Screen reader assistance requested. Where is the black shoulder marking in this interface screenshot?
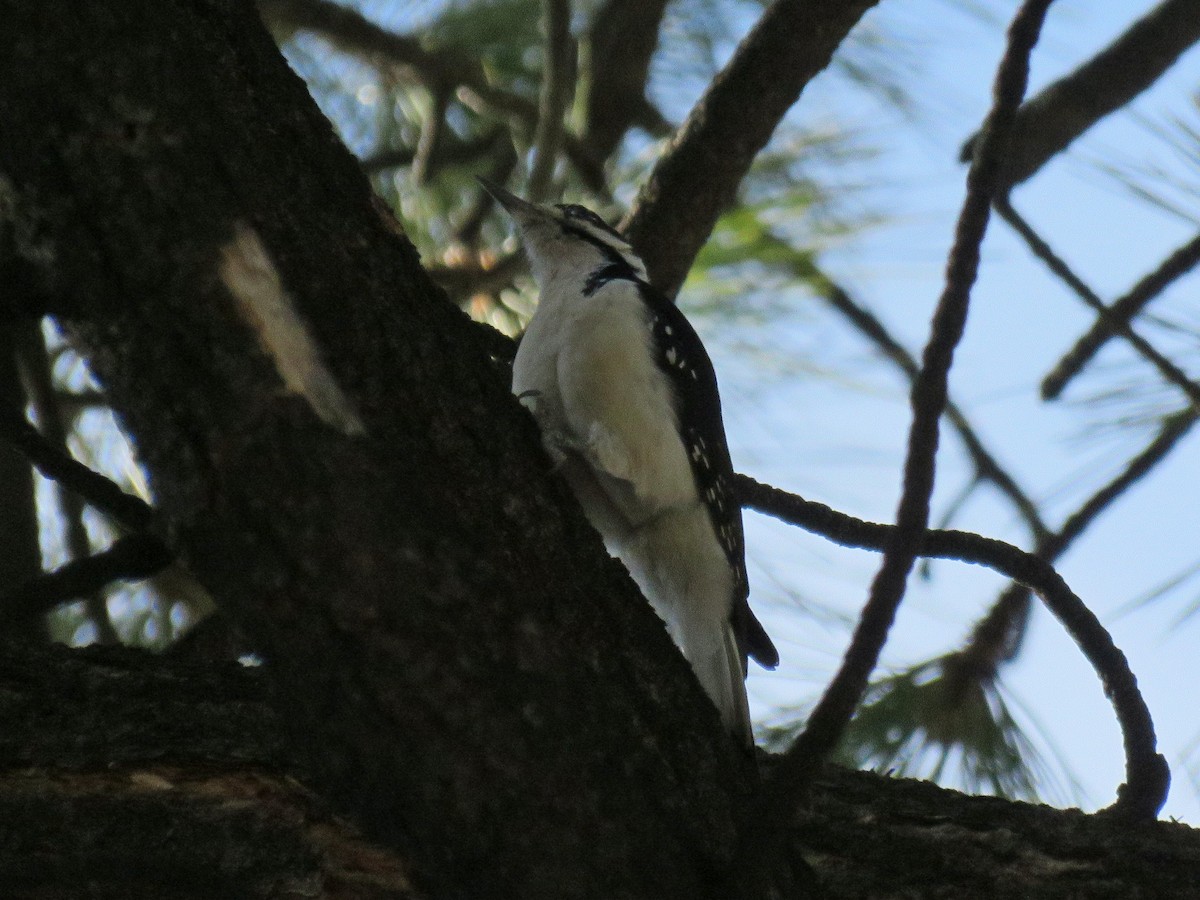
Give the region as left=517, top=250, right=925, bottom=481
left=555, top=203, right=625, bottom=242
left=583, top=261, right=639, bottom=297
left=636, top=282, right=777, bottom=672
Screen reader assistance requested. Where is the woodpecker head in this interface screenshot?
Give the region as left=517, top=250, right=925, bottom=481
left=479, top=179, right=647, bottom=288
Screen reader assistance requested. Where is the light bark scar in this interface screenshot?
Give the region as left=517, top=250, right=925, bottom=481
left=218, top=222, right=366, bottom=437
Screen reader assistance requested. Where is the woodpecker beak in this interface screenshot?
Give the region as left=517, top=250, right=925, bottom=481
left=477, top=178, right=548, bottom=229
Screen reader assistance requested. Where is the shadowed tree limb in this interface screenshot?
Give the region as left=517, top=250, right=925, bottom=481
left=962, top=0, right=1200, bottom=186
left=623, top=0, right=883, bottom=298
left=0, top=323, right=42, bottom=640
left=2, top=534, right=172, bottom=624
left=0, top=639, right=1192, bottom=898
left=360, top=126, right=509, bottom=176
left=409, top=88, right=451, bottom=186
left=16, top=321, right=120, bottom=644
left=1, top=407, right=153, bottom=534
left=582, top=0, right=672, bottom=164
left=257, top=0, right=607, bottom=193
left=730, top=3, right=1056, bottom=889
left=735, top=474, right=1168, bottom=822
left=527, top=0, right=575, bottom=203
left=1042, top=230, right=1200, bottom=400
left=0, top=3, right=759, bottom=895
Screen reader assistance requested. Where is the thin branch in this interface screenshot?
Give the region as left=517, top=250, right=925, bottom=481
left=455, top=139, right=520, bottom=248
left=16, top=321, right=120, bottom=644
left=258, top=0, right=608, bottom=194
left=623, top=0, right=882, bottom=299
left=527, top=0, right=575, bottom=203
left=428, top=253, right=528, bottom=309
left=995, top=198, right=1200, bottom=407
left=962, top=0, right=1200, bottom=186
left=1042, top=230, right=1200, bottom=400
left=257, top=0, right=464, bottom=87
left=3, top=534, right=172, bottom=624
left=410, top=87, right=451, bottom=185
left=961, top=407, right=1197, bottom=680
left=359, top=125, right=508, bottom=176
left=1057, top=409, right=1197, bottom=551
left=733, top=2, right=1056, bottom=887
left=735, top=474, right=1168, bottom=821
left=818, top=278, right=1050, bottom=542
left=1, top=409, right=154, bottom=534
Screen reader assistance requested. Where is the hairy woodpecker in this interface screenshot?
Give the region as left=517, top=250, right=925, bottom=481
left=481, top=180, right=778, bottom=744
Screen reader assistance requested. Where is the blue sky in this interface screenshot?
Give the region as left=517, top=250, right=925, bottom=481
left=700, top=0, right=1200, bottom=820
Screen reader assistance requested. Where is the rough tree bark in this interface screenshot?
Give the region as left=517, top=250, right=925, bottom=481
left=0, top=2, right=754, bottom=898
left=1, top=642, right=1198, bottom=899
left=0, top=1, right=1197, bottom=898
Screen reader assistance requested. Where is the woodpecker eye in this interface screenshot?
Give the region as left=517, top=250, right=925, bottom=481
left=555, top=204, right=624, bottom=242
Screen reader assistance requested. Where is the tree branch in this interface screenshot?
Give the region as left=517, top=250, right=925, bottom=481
left=0, top=407, right=154, bottom=534
left=623, top=0, right=882, bottom=298
left=962, top=0, right=1200, bottom=186
left=16, top=320, right=120, bottom=644
left=2, top=533, right=173, bottom=624
left=0, top=322, right=42, bottom=639
left=995, top=197, right=1200, bottom=407
left=359, top=125, right=508, bottom=176
left=735, top=474, right=1168, bottom=822
left=817, top=278, right=1050, bottom=542
left=257, top=0, right=461, bottom=86
left=733, top=3, right=1056, bottom=888
left=0, top=4, right=753, bottom=895
left=1, top=642, right=1191, bottom=898
left=959, top=406, right=1197, bottom=685
left=527, top=0, right=575, bottom=203
left=258, top=0, right=608, bottom=195
left=582, top=0, right=672, bottom=164
left=1042, top=230, right=1200, bottom=400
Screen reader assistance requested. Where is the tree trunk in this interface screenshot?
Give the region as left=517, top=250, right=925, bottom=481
left=0, top=329, right=43, bottom=640
left=0, top=2, right=752, bottom=898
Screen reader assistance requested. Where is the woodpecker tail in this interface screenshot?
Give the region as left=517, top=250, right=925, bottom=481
left=689, top=623, right=754, bottom=747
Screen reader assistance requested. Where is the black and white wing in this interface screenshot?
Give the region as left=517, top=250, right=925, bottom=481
left=638, top=283, right=779, bottom=672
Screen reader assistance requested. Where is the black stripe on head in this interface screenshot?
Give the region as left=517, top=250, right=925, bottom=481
left=555, top=203, right=625, bottom=242
left=555, top=204, right=643, bottom=292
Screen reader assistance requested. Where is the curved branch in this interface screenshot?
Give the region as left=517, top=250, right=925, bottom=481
left=961, top=394, right=1199, bottom=678
left=623, top=0, right=882, bottom=298
left=732, top=3, right=1057, bottom=888
left=735, top=474, right=1168, bottom=821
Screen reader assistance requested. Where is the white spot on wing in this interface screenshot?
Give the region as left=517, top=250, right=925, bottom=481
left=218, top=222, right=366, bottom=436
